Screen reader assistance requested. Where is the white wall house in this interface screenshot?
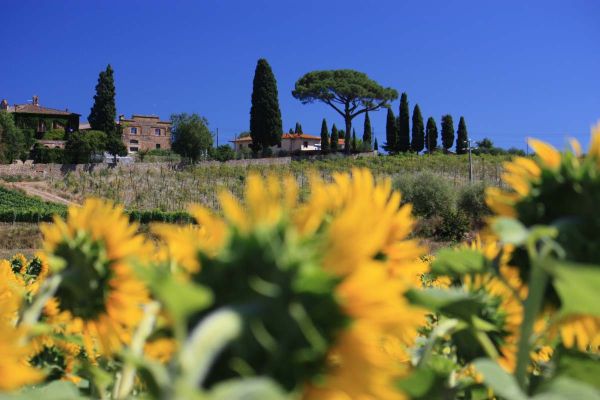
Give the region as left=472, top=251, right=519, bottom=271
left=231, top=133, right=321, bottom=153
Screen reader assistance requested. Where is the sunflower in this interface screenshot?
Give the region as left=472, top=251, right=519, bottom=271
left=40, top=198, right=150, bottom=357
left=485, top=122, right=600, bottom=352
left=158, top=169, right=425, bottom=397
left=10, top=253, right=28, bottom=275
left=301, top=169, right=427, bottom=399
left=0, top=262, right=44, bottom=390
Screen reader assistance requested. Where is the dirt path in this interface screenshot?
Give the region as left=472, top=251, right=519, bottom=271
left=3, top=182, right=78, bottom=206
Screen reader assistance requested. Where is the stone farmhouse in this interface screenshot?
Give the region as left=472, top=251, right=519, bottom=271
left=118, top=114, right=172, bottom=153
left=231, top=132, right=321, bottom=153
left=1, top=96, right=79, bottom=149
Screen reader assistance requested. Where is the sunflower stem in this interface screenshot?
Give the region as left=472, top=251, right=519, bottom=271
left=514, top=252, right=548, bottom=391
left=19, top=274, right=62, bottom=327
left=115, top=301, right=160, bottom=399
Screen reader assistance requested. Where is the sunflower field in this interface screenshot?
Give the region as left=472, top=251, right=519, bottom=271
left=1, top=125, right=599, bottom=400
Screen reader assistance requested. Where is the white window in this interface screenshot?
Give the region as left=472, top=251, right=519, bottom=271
left=155, top=128, right=161, bottom=136
left=129, top=146, right=139, bottom=152
left=156, top=144, right=161, bottom=149
left=130, top=139, right=139, bottom=144
left=131, top=127, right=138, bottom=134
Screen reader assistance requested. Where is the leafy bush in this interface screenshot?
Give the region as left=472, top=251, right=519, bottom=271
left=457, top=183, right=490, bottom=225
left=394, top=171, right=457, bottom=218
left=41, top=129, right=65, bottom=140
left=435, top=209, right=470, bottom=242
left=64, top=130, right=107, bottom=163
left=210, top=145, right=235, bottom=162
left=31, top=145, right=65, bottom=164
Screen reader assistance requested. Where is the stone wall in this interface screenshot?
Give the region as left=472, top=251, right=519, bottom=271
left=0, top=157, right=292, bottom=179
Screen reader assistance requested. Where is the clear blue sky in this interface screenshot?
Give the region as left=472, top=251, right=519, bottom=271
left=2, top=0, right=599, bottom=150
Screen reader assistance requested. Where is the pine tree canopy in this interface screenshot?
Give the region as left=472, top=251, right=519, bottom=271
left=456, top=116, right=468, bottom=154
left=250, top=58, right=283, bottom=153
left=396, top=92, right=410, bottom=152
left=292, top=69, right=397, bottom=154
left=320, top=118, right=329, bottom=153
left=383, top=107, right=397, bottom=153
left=425, top=117, right=438, bottom=153
left=441, top=114, right=455, bottom=152
left=410, top=104, right=425, bottom=153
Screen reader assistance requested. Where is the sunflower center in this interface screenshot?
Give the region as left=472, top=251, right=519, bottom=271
left=30, top=346, right=67, bottom=382
left=26, top=257, right=43, bottom=277
left=53, top=238, right=112, bottom=320
left=193, top=224, right=348, bottom=390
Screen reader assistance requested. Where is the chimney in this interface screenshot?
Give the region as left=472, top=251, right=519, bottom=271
left=32, top=95, right=39, bottom=106
left=0, top=99, right=7, bottom=110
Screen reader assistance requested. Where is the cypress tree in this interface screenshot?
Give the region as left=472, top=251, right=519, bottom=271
left=456, top=116, right=468, bottom=154
left=295, top=122, right=303, bottom=134
left=410, top=104, right=425, bottom=153
left=362, top=111, right=372, bottom=150
left=88, top=64, right=125, bottom=161
left=352, top=128, right=357, bottom=153
left=396, top=92, right=410, bottom=152
left=425, top=117, right=438, bottom=154
left=330, top=124, right=339, bottom=153
left=441, top=114, right=455, bottom=153
left=320, top=118, right=329, bottom=153
left=374, top=137, right=379, bottom=152
left=89, top=64, right=117, bottom=134
left=250, top=58, right=283, bottom=153
left=288, top=128, right=294, bottom=134
left=383, top=108, right=397, bottom=153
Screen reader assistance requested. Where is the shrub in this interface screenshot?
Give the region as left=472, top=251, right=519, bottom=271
left=435, top=209, right=470, bottom=242
left=457, top=183, right=490, bottom=226
left=41, top=129, right=65, bottom=140
left=393, top=171, right=456, bottom=218
left=211, top=145, right=235, bottom=162
left=31, top=144, right=65, bottom=163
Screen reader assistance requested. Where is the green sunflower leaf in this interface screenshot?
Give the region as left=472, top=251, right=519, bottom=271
left=208, top=377, right=287, bottom=400
left=542, top=259, right=600, bottom=317
left=431, top=248, right=488, bottom=276
left=405, top=288, right=484, bottom=321
left=532, top=377, right=600, bottom=400
left=554, top=347, right=600, bottom=389
left=472, top=358, right=528, bottom=400
left=0, top=381, right=85, bottom=400
left=492, top=217, right=529, bottom=245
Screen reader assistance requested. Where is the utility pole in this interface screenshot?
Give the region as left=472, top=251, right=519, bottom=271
left=468, top=138, right=473, bottom=184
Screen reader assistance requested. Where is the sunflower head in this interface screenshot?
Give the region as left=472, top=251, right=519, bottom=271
left=186, top=177, right=347, bottom=390
left=40, top=198, right=149, bottom=356
left=10, top=253, right=28, bottom=275
left=486, top=125, right=600, bottom=310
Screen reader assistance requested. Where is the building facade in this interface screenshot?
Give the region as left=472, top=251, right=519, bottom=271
left=118, top=114, right=172, bottom=153
left=1, top=96, right=80, bottom=137
left=231, top=133, right=321, bottom=153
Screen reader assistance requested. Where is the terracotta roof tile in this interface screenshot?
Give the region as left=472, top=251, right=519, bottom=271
left=12, top=104, right=79, bottom=116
